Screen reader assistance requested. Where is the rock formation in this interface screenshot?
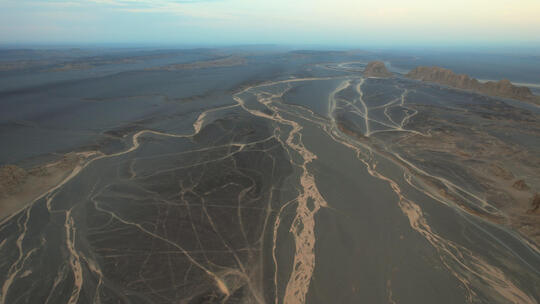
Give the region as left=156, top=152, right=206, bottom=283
left=0, top=165, right=28, bottom=197
left=512, top=179, right=530, bottom=191
left=363, top=61, right=393, bottom=78
left=529, top=193, right=540, bottom=213
left=406, top=66, right=540, bottom=104
left=0, top=152, right=89, bottom=219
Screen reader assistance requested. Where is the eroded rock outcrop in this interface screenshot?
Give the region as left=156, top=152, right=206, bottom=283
left=406, top=66, right=540, bottom=104
left=513, top=179, right=530, bottom=191
left=0, top=152, right=95, bottom=219
left=363, top=61, right=393, bottom=78
left=529, top=193, right=540, bottom=213
left=0, top=165, right=28, bottom=197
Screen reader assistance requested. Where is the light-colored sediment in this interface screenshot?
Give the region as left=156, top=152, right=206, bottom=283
left=0, top=104, right=247, bottom=302
left=232, top=77, right=331, bottom=304
left=322, top=73, right=538, bottom=303
left=235, top=74, right=539, bottom=303
left=329, top=126, right=537, bottom=303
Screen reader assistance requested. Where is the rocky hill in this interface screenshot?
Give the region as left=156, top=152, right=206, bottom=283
left=0, top=165, right=28, bottom=197
left=363, top=61, right=393, bottom=78
left=406, top=66, right=539, bottom=104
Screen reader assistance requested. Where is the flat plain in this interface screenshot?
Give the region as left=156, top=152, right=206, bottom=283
left=0, top=48, right=539, bottom=304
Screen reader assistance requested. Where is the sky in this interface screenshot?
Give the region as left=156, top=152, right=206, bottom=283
left=1, top=0, right=540, bottom=47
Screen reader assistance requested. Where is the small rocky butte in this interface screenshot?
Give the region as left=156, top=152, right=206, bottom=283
left=363, top=61, right=393, bottom=78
